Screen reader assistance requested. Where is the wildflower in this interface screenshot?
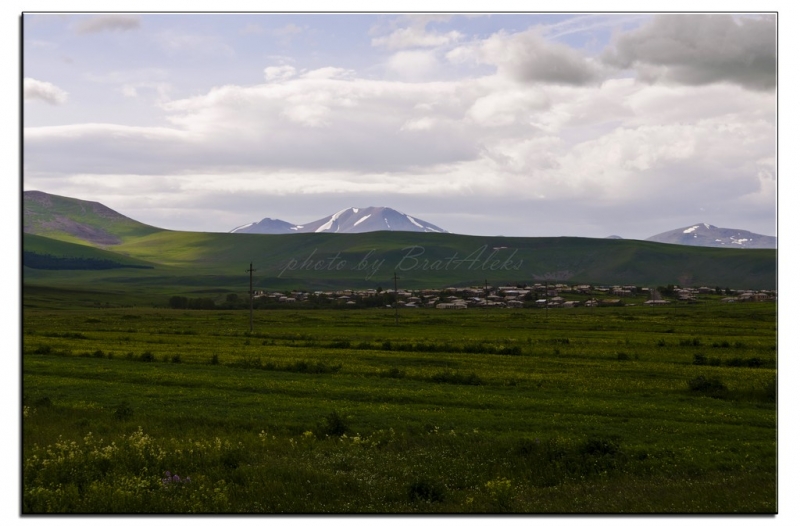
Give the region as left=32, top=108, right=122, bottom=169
left=162, top=471, right=190, bottom=486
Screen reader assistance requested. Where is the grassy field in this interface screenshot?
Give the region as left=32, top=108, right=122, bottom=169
left=21, top=300, right=776, bottom=513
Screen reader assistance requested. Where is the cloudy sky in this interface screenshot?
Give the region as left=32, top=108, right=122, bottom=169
left=22, top=12, right=777, bottom=239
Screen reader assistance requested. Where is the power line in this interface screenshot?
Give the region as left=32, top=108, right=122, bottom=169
left=394, top=272, right=399, bottom=326
left=246, top=262, right=256, bottom=333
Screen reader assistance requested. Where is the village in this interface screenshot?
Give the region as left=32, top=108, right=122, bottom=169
left=252, top=283, right=777, bottom=309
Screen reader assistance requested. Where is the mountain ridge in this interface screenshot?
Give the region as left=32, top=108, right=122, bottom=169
left=645, top=223, right=776, bottom=249
left=21, top=191, right=776, bottom=291
left=230, top=206, right=448, bottom=235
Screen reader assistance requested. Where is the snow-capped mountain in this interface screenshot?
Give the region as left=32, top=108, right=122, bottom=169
left=230, top=207, right=448, bottom=235
left=646, top=223, right=776, bottom=249
left=229, top=218, right=297, bottom=234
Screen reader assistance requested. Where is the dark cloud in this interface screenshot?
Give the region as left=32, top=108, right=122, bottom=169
left=604, top=14, right=776, bottom=91
left=451, top=29, right=601, bottom=86
left=75, top=15, right=141, bottom=35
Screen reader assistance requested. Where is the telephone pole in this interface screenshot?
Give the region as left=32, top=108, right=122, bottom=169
left=394, top=272, right=399, bottom=326
left=545, top=280, right=549, bottom=320
left=247, top=262, right=256, bottom=333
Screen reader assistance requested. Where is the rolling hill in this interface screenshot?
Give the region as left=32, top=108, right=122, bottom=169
left=22, top=191, right=777, bottom=294
left=24, top=190, right=163, bottom=246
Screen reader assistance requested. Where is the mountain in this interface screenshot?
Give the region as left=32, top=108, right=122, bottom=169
left=24, top=190, right=162, bottom=246
left=230, top=218, right=297, bottom=234
left=646, top=223, right=776, bottom=249
left=230, top=206, right=448, bottom=234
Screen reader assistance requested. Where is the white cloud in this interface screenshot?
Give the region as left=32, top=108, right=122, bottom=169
left=386, top=50, right=440, bottom=81
left=268, top=23, right=304, bottom=45
left=300, top=67, right=353, bottom=80
left=466, top=86, right=550, bottom=127
left=264, top=65, right=297, bottom=82
left=120, top=82, right=172, bottom=101
left=157, top=31, right=235, bottom=58
left=24, top=78, right=68, bottom=105
left=400, top=117, right=436, bottom=131
left=372, top=26, right=462, bottom=49
left=74, top=15, right=140, bottom=35
left=240, top=23, right=264, bottom=35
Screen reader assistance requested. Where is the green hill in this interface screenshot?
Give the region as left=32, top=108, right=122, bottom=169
left=23, top=233, right=160, bottom=269
left=23, top=190, right=162, bottom=246
left=22, top=191, right=776, bottom=293
left=23, top=230, right=776, bottom=294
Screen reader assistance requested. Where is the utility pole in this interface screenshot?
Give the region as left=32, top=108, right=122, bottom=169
left=545, top=280, right=549, bottom=320
left=393, top=272, right=399, bottom=326
left=247, top=262, right=256, bottom=333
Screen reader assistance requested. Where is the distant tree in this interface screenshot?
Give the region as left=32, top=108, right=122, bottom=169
left=169, top=296, right=188, bottom=309
left=658, top=284, right=676, bottom=297
left=226, top=293, right=239, bottom=303
left=187, top=297, right=216, bottom=310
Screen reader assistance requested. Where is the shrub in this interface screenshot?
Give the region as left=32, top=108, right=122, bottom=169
left=688, top=375, right=728, bottom=396
left=92, top=350, right=105, bottom=358
left=113, top=401, right=133, bottom=421
left=581, top=435, right=621, bottom=457
left=429, top=370, right=482, bottom=386
left=283, top=360, right=341, bottom=374
left=497, top=345, right=522, bottom=356
left=139, top=351, right=156, bottom=362
left=210, top=354, right=220, bottom=365
left=379, top=367, right=406, bottom=379
left=617, top=352, right=630, bottom=361
left=33, top=396, right=53, bottom=408
left=763, top=376, right=776, bottom=402
left=693, top=353, right=708, bottom=365
left=656, top=339, right=666, bottom=347
left=171, top=354, right=182, bottom=364
left=746, top=357, right=764, bottom=368
left=316, top=410, right=350, bottom=437
left=33, top=344, right=52, bottom=355
left=407, top=479, right=445, bottom=503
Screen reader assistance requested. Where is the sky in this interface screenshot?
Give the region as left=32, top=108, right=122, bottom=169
left=22, top=11, right=777, bottom=239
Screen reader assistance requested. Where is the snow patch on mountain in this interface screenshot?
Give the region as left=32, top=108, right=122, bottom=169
left=406, top=214, right=424, bottom=229
left=231, top=206, right=448, bottom=235
left=647, top=224, right=775, bottom=249
left=316, top=208, right=349, bottom=232
left=230, top=222, right=255, bottom=233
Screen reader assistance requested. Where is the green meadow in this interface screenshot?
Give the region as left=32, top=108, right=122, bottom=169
left=22, top=301, right=776, bottom=513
